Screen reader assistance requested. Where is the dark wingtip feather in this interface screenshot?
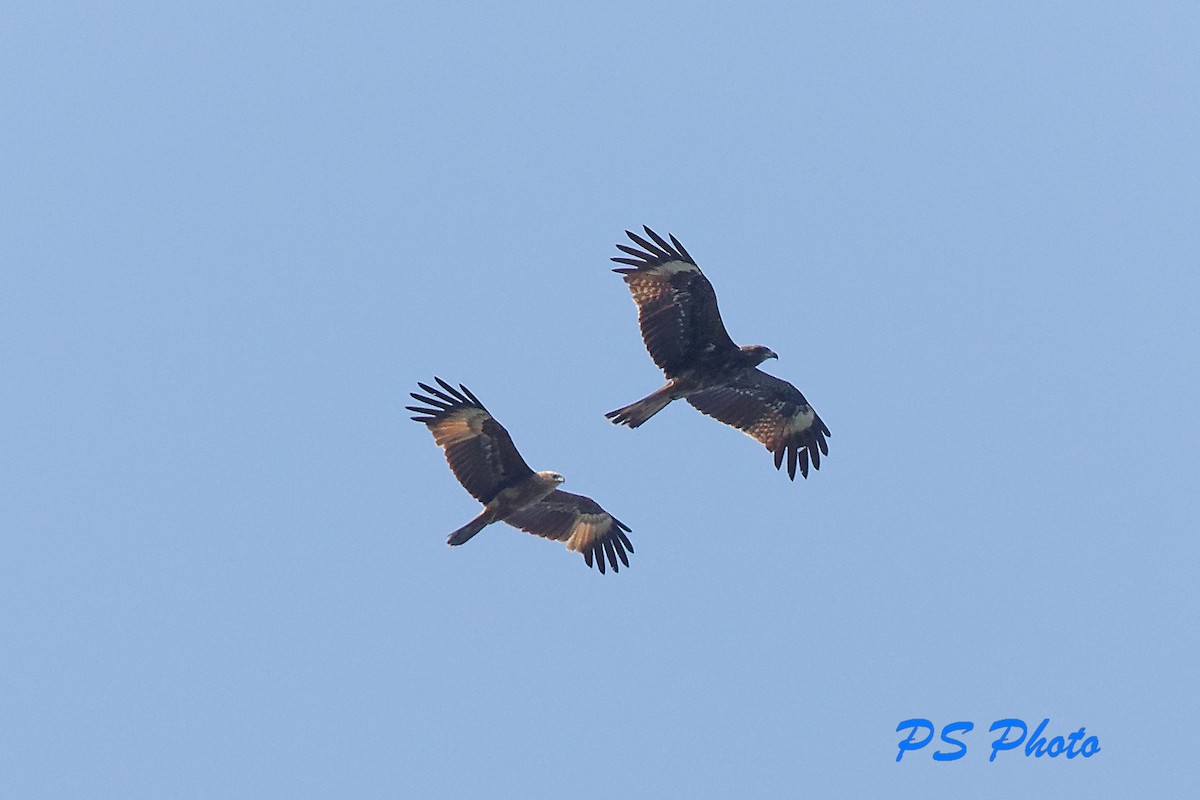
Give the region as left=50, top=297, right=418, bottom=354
left=625, top=230, right=668, bottom=259
left=613, top=536, right=630, bottom=568
left=642, top=226, right=674, bottom=255
left=411, top=378, right=488, bottom=417
left=602, top=539, right=619, bottom=572
left=409, top=392, right=444, bottom=408
left=617, top=529, right=634, bottom=553
left=434, top=377, right=468, bottom=404
left=458, top=383, right=483, bottom=408
left=405, top=405, right=437, bottom=416
left=669, top=233, right=694, bottom=263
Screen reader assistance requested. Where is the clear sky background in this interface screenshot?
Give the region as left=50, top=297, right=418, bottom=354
left=3, top=2, right=1198, bottom=797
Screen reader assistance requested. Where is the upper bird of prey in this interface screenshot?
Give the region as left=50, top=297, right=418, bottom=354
left=408, top=378, right=634, bottom=573
left=607, top=226, right=831, bottom=481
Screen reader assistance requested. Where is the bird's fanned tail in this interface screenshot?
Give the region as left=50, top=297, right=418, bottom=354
left=446, top=509, right=493, bottom=546
left=605, top=384, right=676, bottom=428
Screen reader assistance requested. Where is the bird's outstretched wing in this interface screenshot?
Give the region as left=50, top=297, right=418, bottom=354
left=407, top=378, right=535, bottom=503
left=686, top=369, right=831, bottom=480
left=611, top=226, right=738, bottom=376
left=503, top=489, right=635, bottom=574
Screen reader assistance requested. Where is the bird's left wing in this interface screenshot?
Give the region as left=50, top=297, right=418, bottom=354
left=503, top=489, right=635, bottom=574
left=685, top=369, right=830, bottom=480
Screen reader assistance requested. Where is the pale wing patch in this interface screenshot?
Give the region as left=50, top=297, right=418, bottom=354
left=647, top=259, right=699, bottom=277
left=563, top=512, right=614, bottom=553
left=625, top=261, right=698, bottom=297
left=784, top=404, right=817, bottom=434
left=750, top=404, right=816, bottom=449
left=429, top=407, right=490, bottom=447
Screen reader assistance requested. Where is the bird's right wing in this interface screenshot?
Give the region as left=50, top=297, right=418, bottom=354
left=407, top=378, right=535, bottom=504
left=611, top=226, right=738, bottom=375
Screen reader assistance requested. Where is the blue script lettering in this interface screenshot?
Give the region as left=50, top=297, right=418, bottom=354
left=899, top=718, right=1100, bottom=762
left=988, top=719, right=1027, bottom=762
left=933, top=721, right=973, bottom=761
left=1025, top=718, right=1051, bottom=756
left=995, top=718, right=1101, bottom=761
left=1066, top=727, right=1087, bottom=758
left=895, top=719, right=934, bottom=762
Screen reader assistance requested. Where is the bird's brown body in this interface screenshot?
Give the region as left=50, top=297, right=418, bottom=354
left=608, top=227, right=830, bottom=480
left=409, top=379, right=634, bottom=572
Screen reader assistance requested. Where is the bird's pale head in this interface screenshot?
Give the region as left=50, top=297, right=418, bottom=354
left=538, top=471, right=566, bottom=485
left=742, top=344, right=779, bottom=365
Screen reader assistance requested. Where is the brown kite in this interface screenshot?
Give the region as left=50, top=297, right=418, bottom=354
left=409, top=378, right=634, bottom=573
left=607, top=226, right=831, bottom=480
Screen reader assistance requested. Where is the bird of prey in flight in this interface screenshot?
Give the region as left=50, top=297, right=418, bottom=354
left=409, top=378, right=634, bottom=573
left=607, top=226, right=830, bottom=480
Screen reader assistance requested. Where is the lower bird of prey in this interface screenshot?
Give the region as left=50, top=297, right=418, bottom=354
left=607, top=226, right=831, bottom=481
left=408, top=378, right=634, bottom=573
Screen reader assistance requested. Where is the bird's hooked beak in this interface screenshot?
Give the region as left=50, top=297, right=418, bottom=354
left=766, top=349, right=779, bottom=360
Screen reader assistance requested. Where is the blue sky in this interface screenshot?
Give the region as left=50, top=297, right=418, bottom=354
left=3, top=2, right=1198, bottom=797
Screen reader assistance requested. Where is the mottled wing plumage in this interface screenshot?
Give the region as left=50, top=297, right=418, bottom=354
left=686, top=369, right=831, bottom=480
left=406, top=378, right=535, bottom=503
left=410, top=379, right=635, bottom=573
left=611, top=226, right=738, bottom=375
left=503, top=489, right=635, bottom=574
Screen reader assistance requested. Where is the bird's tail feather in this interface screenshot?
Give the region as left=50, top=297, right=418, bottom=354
left=447, top=510, right=493, bottom=546
left=605, top=385, right=675, bottom=428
